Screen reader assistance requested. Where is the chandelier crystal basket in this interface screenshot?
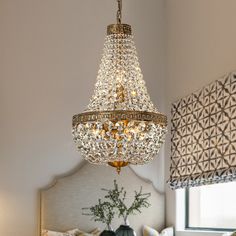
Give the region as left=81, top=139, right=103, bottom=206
left=72, top=0, right=167, bottom=173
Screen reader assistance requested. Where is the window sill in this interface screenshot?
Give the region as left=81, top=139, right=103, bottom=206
left=176, top=229, right=230, bottom=236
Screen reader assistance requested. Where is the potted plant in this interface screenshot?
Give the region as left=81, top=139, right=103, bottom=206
left=83, top=199, right=116, bottom=236
left=103, top=180, right=151, bottom=236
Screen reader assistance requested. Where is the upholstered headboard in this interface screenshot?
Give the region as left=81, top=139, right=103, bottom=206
left=40, top=163, right=165, bottom=236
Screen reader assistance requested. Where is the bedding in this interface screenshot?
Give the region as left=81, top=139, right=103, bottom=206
left=76, top=228, right=101, bottom=236
left=42, top=230, right=73, bottom=236
left=42, top=228, right=101, bottom=236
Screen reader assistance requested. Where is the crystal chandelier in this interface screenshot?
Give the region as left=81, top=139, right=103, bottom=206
left=72, top=0, right=167, bottom=173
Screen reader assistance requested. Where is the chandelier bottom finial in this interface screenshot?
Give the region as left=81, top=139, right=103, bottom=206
left=108, top=161, right=129, bottom=174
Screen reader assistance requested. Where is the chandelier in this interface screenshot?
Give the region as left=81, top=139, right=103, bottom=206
left=72, top=0, right=167, bottom=173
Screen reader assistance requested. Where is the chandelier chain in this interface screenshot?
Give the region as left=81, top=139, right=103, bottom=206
left=117, top=0, right=122, bottom=24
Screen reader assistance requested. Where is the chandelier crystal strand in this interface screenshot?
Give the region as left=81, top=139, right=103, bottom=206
left=72, top=0, right=167, bottom=174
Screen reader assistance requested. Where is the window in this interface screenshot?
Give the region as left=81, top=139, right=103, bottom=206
left=186, top=181, right=236, bottom=231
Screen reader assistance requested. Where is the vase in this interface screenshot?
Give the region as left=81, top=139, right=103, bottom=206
left=101, top=230, right=116, bottom=236
left=115, top=218, right=136, bottom=236
left=101, top=225, right=116, bottom=236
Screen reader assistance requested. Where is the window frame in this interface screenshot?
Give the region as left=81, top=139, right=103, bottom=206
left=185, top=187, right=236, bottom=232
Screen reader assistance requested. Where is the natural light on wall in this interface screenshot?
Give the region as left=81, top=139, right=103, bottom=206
left=0, top=196, right=6, bottom=231
left=188, top=181, right=236, bottom=230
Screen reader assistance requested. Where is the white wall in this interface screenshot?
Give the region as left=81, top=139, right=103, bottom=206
left=3, top=1, right=236, bottom=235
left=0, top=0, right=166, bottom=235
left=165, top=0, right=236, bottom=235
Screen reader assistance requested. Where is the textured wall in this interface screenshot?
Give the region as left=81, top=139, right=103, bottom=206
left=165, top=1, right=236, bottom=235
left=0, top=0, right=166, bottom=235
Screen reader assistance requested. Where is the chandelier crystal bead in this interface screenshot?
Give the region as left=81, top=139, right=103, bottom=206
left=72, top=0, right=167, bottom=173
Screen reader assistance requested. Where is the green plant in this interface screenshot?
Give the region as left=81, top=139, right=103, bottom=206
left=83, top=180, right=151, bottom=228
left=102, top=180, right=151, bottom=222
left=82, top=199, right=115, bottom=230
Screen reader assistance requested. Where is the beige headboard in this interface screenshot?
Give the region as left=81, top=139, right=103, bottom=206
left=40, top=163, right=165, bottom=236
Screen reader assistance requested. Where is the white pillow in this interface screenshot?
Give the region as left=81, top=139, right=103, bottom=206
left=143, top=226, right=174, bottom=236
left=67, top=229, right=80, bottom=235
left=160, top=227, right=174, bottom=236
left=143, top=225, right=160, bottom=236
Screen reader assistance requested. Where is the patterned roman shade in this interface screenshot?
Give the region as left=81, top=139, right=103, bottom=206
left=169, top=72, right=236, bottom=189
